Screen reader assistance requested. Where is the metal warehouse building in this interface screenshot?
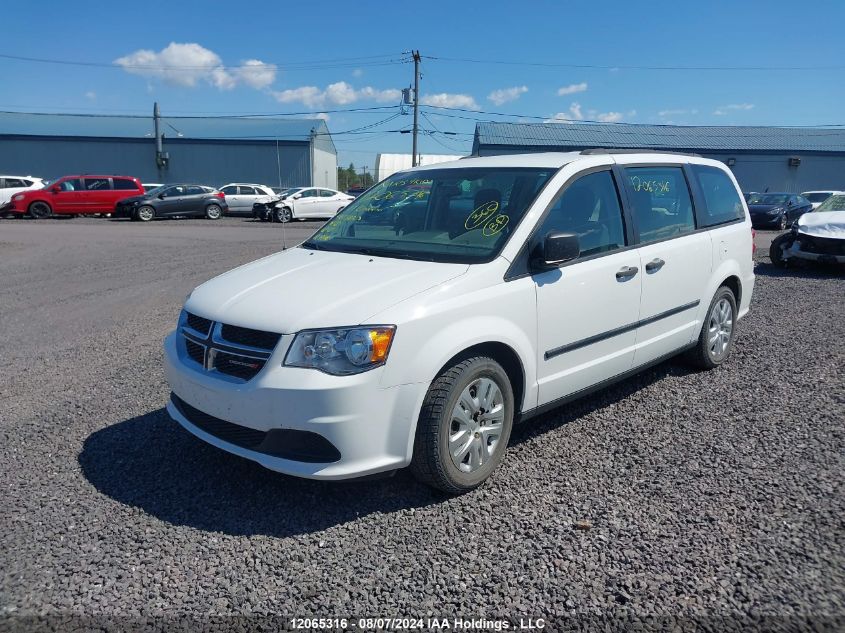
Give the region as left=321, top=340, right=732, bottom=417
left=0, top=111, right=337, bottom=189
left=472, top=122, right=845, bottom=193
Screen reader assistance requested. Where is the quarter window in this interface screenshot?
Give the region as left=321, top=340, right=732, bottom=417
left=535, top=170, right=626, bottom=258
left=690, top=165, right=744, bottom=227
left=624, top=167, right=695, bottom=244
left=113, top=178, right=138, bottom=190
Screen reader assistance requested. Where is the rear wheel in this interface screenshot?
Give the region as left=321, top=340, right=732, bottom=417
left=205, top=204, right=222, bottom=220
left=411, top=356, right=514, bottom=494
left=28, top=201, right=52, bottom=219
left=685, top=286, right=737, bottom=370
left=136, top=205, right=155, bottom=222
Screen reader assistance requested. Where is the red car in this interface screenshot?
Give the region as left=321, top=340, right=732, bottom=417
left=8, top=175, right=144, bottom=218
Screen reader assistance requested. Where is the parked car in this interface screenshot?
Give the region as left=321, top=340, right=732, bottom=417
left=346, top=186, right=368, bottom=197
left=219, top=183, right=277, bottom=216
left=253, top=187, right=301, bottom=222
left=1, top=175, right=44, bottom=212
left=742, top=192, right=758, bottom=203
left=747, top=193, right=812, bottom=230
left=800, top=190, right=844, bottom=211
left=6, top=175, right=143, bottom=218
left=268, top=187, right=354, bottom=222
left=165, top=151, right=754, bottom=493
left=113, top=184, right=227, bottom=221
left=770, top=193, right=845, bottom=266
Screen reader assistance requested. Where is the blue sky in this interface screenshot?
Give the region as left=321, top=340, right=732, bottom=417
left=3, top=0, right=844, bottom=169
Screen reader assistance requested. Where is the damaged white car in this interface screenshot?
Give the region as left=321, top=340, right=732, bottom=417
left=770, top=193, right=845, bottom=267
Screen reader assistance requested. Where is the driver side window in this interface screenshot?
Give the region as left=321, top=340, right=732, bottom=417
left=535, top=170, right=627, bottom=258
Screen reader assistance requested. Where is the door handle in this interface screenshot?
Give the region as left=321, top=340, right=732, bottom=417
left=615, top=265, right=639, bottom=280
left=645, top=258, right=665, bottom=273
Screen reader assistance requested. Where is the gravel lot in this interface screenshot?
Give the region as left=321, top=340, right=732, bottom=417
left=1, top=218, right=843, bottom=631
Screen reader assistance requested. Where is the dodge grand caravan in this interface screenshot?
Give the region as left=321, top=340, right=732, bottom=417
left=165, top=151, right=754, bottom=493
left=8, top=175, right=144, bottom=218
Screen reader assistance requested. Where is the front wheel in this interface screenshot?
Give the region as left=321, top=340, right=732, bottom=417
left=28, top=201, right=52, bottom=219
left=274, top=206, right=292, bottom=223
left=779, top=214, right=788, bottom=231
left=769, top=233, right=791, bottom=267
left=685, top=287, right=737, bottom=370
left=136, top=205, right=155, bottom=222
left=411, top=356, right=514, bottom=494
left=205, top=204, right=222, bottom=220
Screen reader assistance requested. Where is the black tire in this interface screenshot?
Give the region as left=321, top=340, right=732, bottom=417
left=136, top=205, right=155, bottom=222
left=410, top=356, right=514, bottom=494
left=28, top=201, right=52, bottom=219
left=769, top=233, right=791, bottom=267
left=205, top=204, right=222, bottom=220
left=274, top=206, right=292, bottom=223
left=779, top=214, right=788, bottom=231
left=685, top=286, right=738, bottom=370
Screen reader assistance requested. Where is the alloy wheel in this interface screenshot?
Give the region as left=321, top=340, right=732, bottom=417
left=449, top=377, right=505, bottom=473
left=707, top=298, right=733, bottom=360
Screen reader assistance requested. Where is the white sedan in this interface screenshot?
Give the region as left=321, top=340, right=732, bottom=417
left=1, top=175, right=44, bottom=210
left=273, top=187, right=354, bottom=222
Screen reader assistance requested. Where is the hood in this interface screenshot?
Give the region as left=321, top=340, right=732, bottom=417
left=117, top=194, right=148, bottom=204
left=748, top=204, right=782, bottom=213
left=185, top=246, right=469, bottom=333
left=796, top=211, right=845, bottom=239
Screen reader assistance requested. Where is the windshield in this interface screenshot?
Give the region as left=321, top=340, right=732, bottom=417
left=282, top=187, right=303, bottom=198
left=815, top=194, right=845, bottom=212
left=303, top=167, right=555, bottom=263
left=748, top=194, right=788, bottom=205
left=803, top=192, right=833, bottom=203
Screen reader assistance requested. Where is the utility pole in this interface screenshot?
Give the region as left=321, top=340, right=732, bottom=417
left=153, top=102, right=168, bottom=177
left=412, top=50, right=421, bottom=167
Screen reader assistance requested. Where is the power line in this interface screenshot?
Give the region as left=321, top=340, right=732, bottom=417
left=421, top=105, right=845, bottom=129
left=0, top=52, right=412, bottom=72
left=0, top=106, right=400, bottom=119
left=422, top=54, right=845, bottom=72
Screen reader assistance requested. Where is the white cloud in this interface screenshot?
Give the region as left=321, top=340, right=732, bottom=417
left=713, top=103, right=754, bottom=115
left=546, top=102, right=631, bottom=124
left=313, top=113, right=330, bottom=121
left=420, top=93, right=480, bottom=110
left=84, top=91, right=96, bottom=101
left=114, top=43, right=275, bottom=91
left=271, top=82, right=400, bottom=107
left=595, top=111, right=623, bottom=123
left=557, top=82, right=588, bottom=96
left=487, top=85, right=528, bottom=106
left=234, top=59, right=277, bottom=89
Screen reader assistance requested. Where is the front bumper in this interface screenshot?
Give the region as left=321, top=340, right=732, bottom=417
left=112, top=204, right=135, bottom=218
left=784, top=234, right=845, bottom=263
left=163, top=331, right=424, bottom=479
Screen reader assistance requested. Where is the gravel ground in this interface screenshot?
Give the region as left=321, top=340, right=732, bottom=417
left=1, top=219, right=843, bottom=631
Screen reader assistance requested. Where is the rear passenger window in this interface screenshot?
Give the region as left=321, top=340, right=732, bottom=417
left=85, top=178, right=110, bottom=190
left=624, top=167, right=695, bottom=244
left=691, top=165, right=744, bottom=227
left=536, top=170, right=626, bottom=258
left=4, top=178, right=25, bottom=188
left=113, top=178, right=138, bottom=190
left=186, top=186, right=205, bottom=196
left=238, top=186, right=256, bottom=195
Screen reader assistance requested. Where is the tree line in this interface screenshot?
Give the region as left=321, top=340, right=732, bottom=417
left=337, top=163, right=375, bottom=192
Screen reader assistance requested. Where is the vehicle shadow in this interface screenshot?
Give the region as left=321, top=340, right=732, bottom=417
left=510, top=357, right=696, bottom=446
left=754, top=259, right=844, bottom=279
left=78, top=409, right=442, bottom=538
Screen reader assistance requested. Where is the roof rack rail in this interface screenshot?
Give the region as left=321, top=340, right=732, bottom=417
left=580, top=148, right=701, bottom=157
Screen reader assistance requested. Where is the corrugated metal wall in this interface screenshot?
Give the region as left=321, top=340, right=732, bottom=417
left=0, top=137, right=313, bottom=188
left=475, top=145, right=845, bottom=193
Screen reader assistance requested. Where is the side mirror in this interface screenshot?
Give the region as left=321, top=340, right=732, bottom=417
left=158, top=194, right=166, bottom=199
left=51, top=186, right=61, bottom=193
left=533, top=232, right=580, bottom=269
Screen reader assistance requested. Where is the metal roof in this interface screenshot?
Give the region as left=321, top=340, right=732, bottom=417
left=474, top=121, right=845, bottom=153
left=0, top=111, right=329, bottom=143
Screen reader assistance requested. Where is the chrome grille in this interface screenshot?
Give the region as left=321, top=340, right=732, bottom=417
left=179, top=314, right=281, bottom=382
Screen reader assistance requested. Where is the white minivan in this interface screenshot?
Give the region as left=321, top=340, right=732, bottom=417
left=165, top=151, right=754, bottom=493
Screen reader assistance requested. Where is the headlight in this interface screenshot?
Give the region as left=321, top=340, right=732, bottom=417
left=768, top=206, right=784, bottom=214
left=13, top=194, right=24, bottom=201
left=284, top=325, right=396, bottom=375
